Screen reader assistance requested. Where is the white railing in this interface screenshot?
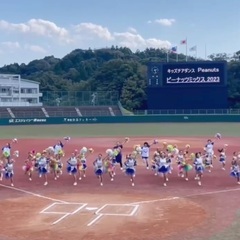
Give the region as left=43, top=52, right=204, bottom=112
left=0, top=102, right=43, bottom=107
left=132, top=109, right=240, bottom=115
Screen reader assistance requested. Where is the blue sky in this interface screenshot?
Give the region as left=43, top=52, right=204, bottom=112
left=0, top=0, right=239, bottom=67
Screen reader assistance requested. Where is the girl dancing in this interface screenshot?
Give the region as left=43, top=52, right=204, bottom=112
left=124, top=154, right=137, bottom=186
left=67, top=152, right=78, bottom=186
left=157, top=152, right=170, bottom=187
left=194, top=152, right=205, bottom=186
left=230, top=152, right=240, bottom=185
left=93, top=154, right=105, bottom=186
left=38, top=151, right=49, bottom=186
left=4, top=158, right=15, bottom=186
left=140, top=140, right=158, bottom=169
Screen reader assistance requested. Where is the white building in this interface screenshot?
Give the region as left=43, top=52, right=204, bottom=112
left=0, top=74, right=42, bottom=106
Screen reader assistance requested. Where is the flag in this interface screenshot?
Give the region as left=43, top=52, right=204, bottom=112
left=170, top=46, right=177, bottom=53
left=180, top=39, right=187, bottom=44
left=189, top=45, right=197, bottom=51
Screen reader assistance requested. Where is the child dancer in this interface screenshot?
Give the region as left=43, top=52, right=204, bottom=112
left=157, top=152, right=170, bottom=187
left=78, top=154, right=87, bottom=180
left=179, top=152, right=193, bottom=181
left=204, top=139, right=215, bottom=167
left=204, top=153, right=213, bottom=173
left=218, top=146, right=227, bottom=170
left=93, top=154, right=105, bottom=186
left=66, top=152, right=78, bottom=186
left=141, top=142, right=151, bottom=169
left=113, top=138, right=129, bottom=170
left=2, top=143, right=11, bottom=163
left=152, top=151, right=161, bottom=176
left=78, top=147, right=94, bottom=180
left=4, top=158, right=15, bottom=186
left=230, top=152, right=240, bottom=185
left=49, top=155, right=59, bottom=180
left=177, top=150, right=185, bottom=178
left=53, top=141, right=64, bottom=157
left=38, top=151, right=49, bottom=186
left=124, top=154, right=137, bottom=186
left=104, top=154, right=115, bottom=181
left=140, top=140, right=158, bottom=169
left=0, top=159, right=4, bottom=181
left=23, top=152, right=35, bottom=181
left=194, top=152, right=205, bottom=186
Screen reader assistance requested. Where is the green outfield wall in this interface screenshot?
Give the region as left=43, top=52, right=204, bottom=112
left=0, top=115, right=240, bottom=125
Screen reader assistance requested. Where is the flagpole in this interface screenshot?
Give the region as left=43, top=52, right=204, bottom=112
left=205, top=44, right=207, bottom=60
left=167, top=50, right=169, bottom=62
left=185, top=38, right=188, bottom=62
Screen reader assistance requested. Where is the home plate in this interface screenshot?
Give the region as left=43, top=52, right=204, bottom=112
left=86, top=207, right=98, bottom=211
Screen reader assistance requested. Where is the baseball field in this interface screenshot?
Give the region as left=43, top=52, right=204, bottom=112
left=0, top=123, right=240, bottom=240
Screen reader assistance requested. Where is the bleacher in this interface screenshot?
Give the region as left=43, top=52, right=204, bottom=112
left=0, top=108, right=11, bottom=118
left=44, top=107, right=79, bottom=117
left=78, top=106, right=122, bottom=116
left=0, top=105, right=123, bottom=118
left=10, top=107, right=46, bottom=118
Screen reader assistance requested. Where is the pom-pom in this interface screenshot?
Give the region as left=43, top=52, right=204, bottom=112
left=153, top=139, right=159, bottom=144
left=12, top=138, right=18, bottom=143
left=185, top=144, right=190, bottom=149
left=135, top=146, right=142, bottom=153
left=167, top=144, right=174, bottom=152
left=154, top=151, right=160, bottom=156
left=64, top=136, right=71, bottom=141
left=173, top=148, right=179, bottom=155
left=58, top=150, right=65, bottom=157
left=106, top=149, right=113, bottom=156
left=13, top=150, right=19, bottom=158
left=131, top=151, right=138, bottom=157
left=125, top=137, right=130, bottom=142
left=134, top=144, right=141, bottom=150
left=88, top=148, right=94, bottom=153
left=190, top=153, right=195, bottom=159
left=3, top=152, right=10, bottom=157
left=47, top=146, right=54, bottom=152
left=215, top=133, right=221, bottom=139
left=80, top=147, right=88, bottom=154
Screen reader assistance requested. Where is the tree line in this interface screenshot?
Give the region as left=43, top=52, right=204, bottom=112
left=0, top=47, right=240, bottom=110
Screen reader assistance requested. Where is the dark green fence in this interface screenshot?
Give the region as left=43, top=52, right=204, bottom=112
left=1, top=115, right=240, bottom=126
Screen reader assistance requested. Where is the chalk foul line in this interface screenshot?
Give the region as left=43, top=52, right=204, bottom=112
left=130, top=187, right=240, bottom=205
left=0, top=183, right=68, bottom=203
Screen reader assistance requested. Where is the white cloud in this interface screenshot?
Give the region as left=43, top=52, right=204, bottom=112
left=114, top=31, right=171, bottom=50
left=24, top=44, right=47, bottom=53
left=149, top=18, right=176, bottom=26
left=73, top=22, right=114, bottom=41
left=0, top=19, right=174, bottom=65
left=0, top=19, right=72, bottom=43
left=0, top=41, right=20, bottom=49
left=127, top=27, right=138, bottom=33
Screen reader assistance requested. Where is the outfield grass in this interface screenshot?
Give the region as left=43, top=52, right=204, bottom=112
left=0, top=123, right=240, bottom=139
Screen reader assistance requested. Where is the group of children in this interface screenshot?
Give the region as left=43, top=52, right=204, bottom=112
left=0, top=134, right=240, bottom=187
